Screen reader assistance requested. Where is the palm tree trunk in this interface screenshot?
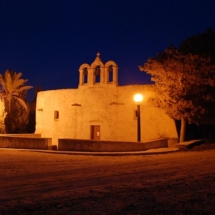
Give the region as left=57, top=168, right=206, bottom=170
left=179, top=117, right=187, bottom=143
left=8, top=100, right=11, bottom=113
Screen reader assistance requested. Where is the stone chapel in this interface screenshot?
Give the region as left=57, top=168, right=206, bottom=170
left=35, top=54, right=178, bottom=146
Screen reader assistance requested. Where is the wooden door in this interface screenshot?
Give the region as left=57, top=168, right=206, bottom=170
left=91, top=125, right=100, bottom=140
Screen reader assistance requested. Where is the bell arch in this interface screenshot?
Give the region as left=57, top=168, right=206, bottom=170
left=94, top=65, right=101, bottom=83
left=79, top=63, right=90, bottom=86
left=105, top=60, right=118, bottom=85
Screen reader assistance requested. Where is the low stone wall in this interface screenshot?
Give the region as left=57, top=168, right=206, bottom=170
left=58, top=138, right=168, bottom=152
left=1, top=134, right=42, bottom=138
left=177, top=139, right=204, bottom=150
left=0, top=136, right=52, bottom=150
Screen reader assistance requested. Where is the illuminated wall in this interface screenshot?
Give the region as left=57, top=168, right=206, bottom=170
left=35, top=54, right=178, bottom=146
left=0, top=99, right=6, bottom=133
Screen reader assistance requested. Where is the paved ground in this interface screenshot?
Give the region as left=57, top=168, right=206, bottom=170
left=1, top=143, right=215, bottom=214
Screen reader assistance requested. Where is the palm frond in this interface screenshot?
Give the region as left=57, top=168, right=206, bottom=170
left=0, top=74, right=7, bottom=92
left=13, top=86, right=33, bottom=95
left=12, top=96, right=28, bottom=111
left=4, top=70, right=13, bottom=90
left=10, top=79, right=29, bottom=92
left=12, top=72, right=22, bottom=83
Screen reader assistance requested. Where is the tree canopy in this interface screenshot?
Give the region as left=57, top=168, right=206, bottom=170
left=179, top=28, right=215, bottom=61
left=139, top=29, right=215, bottom=142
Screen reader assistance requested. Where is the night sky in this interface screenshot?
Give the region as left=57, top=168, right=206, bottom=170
left=0, top=0, right=215, bottom=100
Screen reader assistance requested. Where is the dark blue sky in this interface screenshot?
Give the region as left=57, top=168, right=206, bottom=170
left=0, top=0, right=215, bottom=100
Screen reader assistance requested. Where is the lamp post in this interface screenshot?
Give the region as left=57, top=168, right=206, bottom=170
left=133, top=94, right=144, bottom=142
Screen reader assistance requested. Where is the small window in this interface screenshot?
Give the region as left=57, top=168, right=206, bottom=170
left=54, top=111, right=59, bottom=120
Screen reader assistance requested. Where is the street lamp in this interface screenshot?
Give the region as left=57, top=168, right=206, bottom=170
left=133, top=93, right=144, bottom=142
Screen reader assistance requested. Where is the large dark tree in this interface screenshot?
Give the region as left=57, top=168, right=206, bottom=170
left=179, top=28, right=215, bottom=140
left=139, top=35, right=215, bottom=142
left=179, top=28, right=215, bottom=61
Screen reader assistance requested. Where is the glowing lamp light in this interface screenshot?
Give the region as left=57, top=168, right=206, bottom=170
left=133, top=93, right=144, bottom=103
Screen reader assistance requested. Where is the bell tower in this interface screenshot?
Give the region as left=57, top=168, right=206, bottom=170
left=78, top=53, right=118, bottom=87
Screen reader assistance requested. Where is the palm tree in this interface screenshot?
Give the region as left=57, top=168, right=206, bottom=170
left=0, top=69, right=33, bottom=112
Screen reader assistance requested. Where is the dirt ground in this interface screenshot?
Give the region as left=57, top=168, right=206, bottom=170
left=1, top=143, right=215, bottom=215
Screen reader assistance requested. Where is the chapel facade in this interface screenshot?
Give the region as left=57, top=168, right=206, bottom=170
left=35, top=54, right=178, bottom=146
